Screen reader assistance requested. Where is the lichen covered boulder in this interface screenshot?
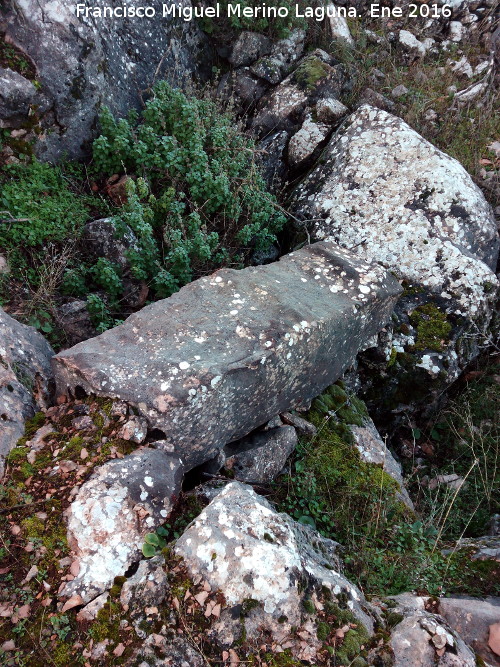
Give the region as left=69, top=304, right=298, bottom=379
left=53, top=242, right=401, bottom=470
left=175, top=481, right=374, bottom=662
left=0, top=308, right=54, bottom=476
left=291, top=104, right=499, bottom=412
left=61, top=448, right=183, bottom=603
left=1, top=0, right=210, bottom=159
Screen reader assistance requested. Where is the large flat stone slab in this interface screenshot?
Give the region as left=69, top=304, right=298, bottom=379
left=53, top=242, right=401, bottom=469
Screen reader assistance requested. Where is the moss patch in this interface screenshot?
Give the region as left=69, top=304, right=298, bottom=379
left=292, top=56, right=330, bottom=91
left=409, top=303, right=452, bottom=351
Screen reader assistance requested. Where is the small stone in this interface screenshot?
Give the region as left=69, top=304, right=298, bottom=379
left=1, top=640, right=15, bottom=651
left=391, top=84, right=409, bottom=99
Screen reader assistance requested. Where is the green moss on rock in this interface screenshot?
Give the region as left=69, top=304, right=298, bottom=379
left=409, top=302, right=451, bottom=351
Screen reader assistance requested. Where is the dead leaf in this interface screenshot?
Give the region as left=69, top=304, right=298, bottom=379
left=61, top=594, right=84, bottom=613
left=229, top=648, right=240, bottom=665
left=194, top=591, right=209, bottom=606
left=80, top=448, right=89, bottom=460
left=70, top=561, right=80, bottom=577
left=489, top=622, right=500, bottom=657
left=113, top=643, right=125, bottom=657
left=23, top=565, right=38, bottom=583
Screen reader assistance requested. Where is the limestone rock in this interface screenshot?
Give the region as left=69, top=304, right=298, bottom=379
left=328, top=7, right=355, bottom=46
left=291, top=105, right=499, bottom=411
left=287, top=114, right=330, bottom=168
left=53, top=242, right=401, bottom=470
left=0, top=67, right=36, bottom=129
left=389, top=593, right=477, bottom=666
left=252, top=50, right=349, bottom=137
left=292, top=105, right=498, bottom=315
left=120, top=556, right=169, bottom=614
left=60, top=449, right=183, bottom=603
left=224, top=425, right=297, bottom=482
left=250, top=29, right=305, bottom=84
left=1, top=0, right=211, bottom=160
left=175, top=482, right=374, bottom=656
left=316, top=97, right=349, bottom=124
left=280, top=411, right=317, bottom=437
left=0, top=308, right=54, bottom=476
left=398, top=30, right=434, bottom=59
left=439, top=596, right=500, bottom=665
left=228, top=32, right=272, bottom=67
left=125, top=634, right=204, bottom=667
left=350, top=419, right=414, bottom=510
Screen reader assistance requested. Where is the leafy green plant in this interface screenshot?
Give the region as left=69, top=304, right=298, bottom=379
left=0, top=161, right=90, bottom=285
left=89, top=83, right=286, bottom=312
left=142, top=528, right=168, bottom=558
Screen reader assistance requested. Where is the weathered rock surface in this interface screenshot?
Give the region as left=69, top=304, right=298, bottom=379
left=228, top=31, right=272, bottom=67
left=292, top=104, right=498, bottom=317
left=287, top=114, right=330, bottom=168
left=389, top=593, right=477, bottom=666
left=0, top=0, right=211, bottom=160
left=439, top=596, right=500, bottom=665
left=53, top=242, right=401, bottom=470
left=351, top=419, right=414, bottom=510
left=61, top=449, right=183, bottom=603
left=224, top=425, right=297, bottom=482
left=0, top=67, right=37, bottom=129
left=120, top=555, right=169, bottom=614
left=291, top=105, right=499, bottom=412
left=0, top=308, right=54, bottom=475
left=175, top=482, right=374, bottom=659
left=252, top=50, right=349, bottom=137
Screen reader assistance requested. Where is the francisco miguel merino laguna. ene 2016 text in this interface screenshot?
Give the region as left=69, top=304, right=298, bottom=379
left=75, top=3, right=359, bottom=20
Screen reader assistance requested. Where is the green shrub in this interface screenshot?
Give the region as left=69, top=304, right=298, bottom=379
left=0, top=161, right=89, bottom=283
left=89, top=82, right=286, bottom=305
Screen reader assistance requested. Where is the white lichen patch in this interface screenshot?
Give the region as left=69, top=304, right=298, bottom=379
left=175, top=482, right=371, bottom=633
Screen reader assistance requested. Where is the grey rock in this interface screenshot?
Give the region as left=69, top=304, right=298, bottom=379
left=83, top=218, right=138, bottom=272
left=356, top=87, right=396, bottom=112
left=228, top=31, right=272, bottom=67
left=328, top=8, right=355, bottom=46
left=175, top=481, right=374, bottom=659
left=217, top=69, right=268, bottom=111
left=60, top=448, right=183, bottom=603
left=0, top=308, right=54, bottom=476
left=53, top=242, right=401, bottom=470
left=455, top=535, right=500, bottom=562
left=252, top=50, right=349, bottom=137
left=120, top=555, right=169, bottom=613
left=316, top=97, right=349, bottom=124
left=439, top=596, right=500, bottom=666
left=0, top=67, right=36, bottom=129
left=126, top=634, right=204, bottom=667
left=56, top=300, right=96, bottom=346
left=490, top=514, right=500, bottom=537
left=256, top=130, right=289, bottom=193
left=225, top=425, right=297, bottom=482
left=287, top=114, right=330, bottom=168
left=351, top=419, right=414, bottom=510
left=250, top=29, right=305, bottom=84
left=280, top=411, right=317, bottom=437
left=291, top=105, right=499, bottom=406
left=391, top=84, right=409, bottom=98
left=389, top=593, right=477, bottom=667
left=1, top=0, right=211, bottom=160
left=117, top=415, right=148, bottom=444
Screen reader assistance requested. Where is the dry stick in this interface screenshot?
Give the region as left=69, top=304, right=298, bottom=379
left=0, top=498, right=55, bottom=515
left=431, top=458, right=479, bottom=557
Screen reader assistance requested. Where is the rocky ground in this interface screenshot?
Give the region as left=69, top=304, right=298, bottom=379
left=0, top=1, right=499, bottom=666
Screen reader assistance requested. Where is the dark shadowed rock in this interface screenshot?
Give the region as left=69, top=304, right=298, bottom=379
left=53, top=242, right=401, bottom=470
left=0, top=0, right=211, bottom=160
left=224, top=425, right=297, bottom=482
left=228, top=32, right=272, bottom=67
left=60, top=448, right=183, bottom=603
left=0, top=308, right=54, bottom=476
